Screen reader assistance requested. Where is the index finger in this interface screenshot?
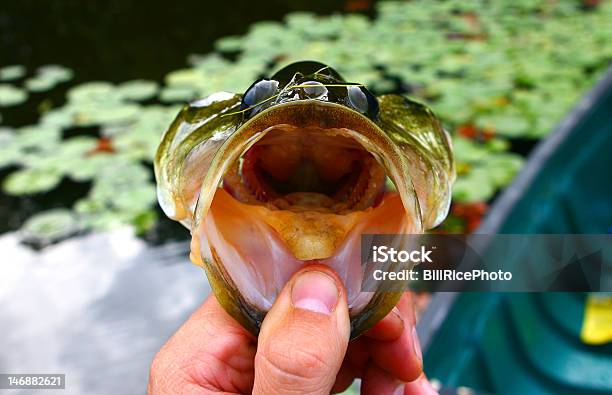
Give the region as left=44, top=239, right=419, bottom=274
left=149, top=295, right=256, bottom=394
left=365, top=293, right=423, bottom=382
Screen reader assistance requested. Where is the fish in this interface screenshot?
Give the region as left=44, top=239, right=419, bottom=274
left=154, top=61, right=455, bottom=338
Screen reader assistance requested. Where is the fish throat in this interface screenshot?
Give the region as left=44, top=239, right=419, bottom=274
left=232, top=130, right=384, bottom=212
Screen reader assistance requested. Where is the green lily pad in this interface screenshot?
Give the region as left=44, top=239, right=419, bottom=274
left=66, top=153, right=117, bottom=182
left=0, top=84, right=28, bottom=107
left=68, top=81, right=121, bottom=104
left=25, top=77, right=57, bottom=92
left=159, top=86, right=198, bottom=103
left=37, top=65, right=74, bottom=83
left=69, top=102, right=141, bottom=126
left=452, top=168, right=495, bottom=203
left=3, top=168, right=63, bottom=195
left=78, top=209, right=131, bottom=231
left=488, top=154, right=524, bottom=187
left=452, top=137, right=490, bottom=163
left=215, top=35, right=245, bottom=53
left=131, top=209, right=158, bottom=234
left=118, top=80, right=159, bottom=101
left=476, top=113, right=531, bottom=138
left=165, top=68, right=206, bottom=87
left=21, top=209, right=81, bottom=246
left=40, top=108, right=75, bottom=128
left=13, top=125, right=62, bottom=153
left=57, top=136, right=99, bottom=156
left=108, top=183, right=157, bottom=211
left=0, top=65, right=26, bottom=81
left=0, top=128, right=20, bottom=168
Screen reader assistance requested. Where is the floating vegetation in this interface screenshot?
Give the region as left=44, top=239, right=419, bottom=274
left=0, top=84, right=28, bottom=106
left=37, top=64, right=74, bottom=84
left=20, top=208, right=82, bottom=248
left=3, top=168, right=63, bottom=195
left=25, top=77, right=57, bottom=93
left=0, top=0, right=611, bottom=241
left=0, top=65, right=27, bottom=82
left=117, top=80, right=159, bottom=102
left=23, top=65, right=74, bottom=93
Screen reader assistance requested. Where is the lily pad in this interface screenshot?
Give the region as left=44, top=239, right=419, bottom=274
left=67, top=81, right=121, bottom=104
left=66, top=153, right=117, bottom=182
left=0, top=128, right=20, bottom=168
left=3, top=168, right=63, bottom=195
left=452, top=168, right=496, bottom=203
left=40, top=108, right=75, bottom=128
left=215, top=35, right=245, bottom=53
left=0, top=65, right=26, bottom=81
left=159, top=86, right=198, bottom=103
left=0, top=84, right=28, bottom=107
left=21, top=209, right=81, bottom=246
left=488, top=154, right=524, bottom=187
left=57, top=136, right=99, bottom=156
left=108, top=183, right=157, bottom=211
left=37, top=65, right=74, bottom=83
left=70, top=102, right=141, bottom=126
left=25, top=77, right=57, bottom=92
left=118, top=80, right=159, bottom=101
left=13, top=125, right=62, bottom=153
left=165, top=68, right=206, bottom=87
left=476, top=113, right=531, bottom=138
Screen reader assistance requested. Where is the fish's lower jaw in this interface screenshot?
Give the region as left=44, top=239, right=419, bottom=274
left=196, top=188, right=412, bottom=314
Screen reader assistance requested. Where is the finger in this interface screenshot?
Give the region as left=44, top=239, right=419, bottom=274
left=361, top=365, right=439, bottom=395
left=361, top=363, right=403, bottom=395
left=253, top=265, right=351, bottom=395
left=403, top=373, right=439, bottom=395
left=148, top=295, right=256, bottom=394
left=331, top=360, right=358, bottom=394
left=345, top=337, right=369, bottom=374
left=363, top=306, right=404, bottom=341
left=367, top=294, right=423, bottom=382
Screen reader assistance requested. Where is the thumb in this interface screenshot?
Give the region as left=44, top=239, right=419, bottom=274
left=253, top=265, right=351, bottom=395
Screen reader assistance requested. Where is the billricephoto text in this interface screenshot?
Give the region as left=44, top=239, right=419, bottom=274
left=373, top=269, right=513, bottom=281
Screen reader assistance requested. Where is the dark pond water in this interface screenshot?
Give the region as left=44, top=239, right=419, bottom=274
left=1, top=1, right=362, bottom=82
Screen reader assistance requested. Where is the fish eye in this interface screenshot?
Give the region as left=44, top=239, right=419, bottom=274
left=300, top=80, right=327, bottom=99
left=242, top=79, right=279, bottom=110
left=347, top=85, right=379, bottom=119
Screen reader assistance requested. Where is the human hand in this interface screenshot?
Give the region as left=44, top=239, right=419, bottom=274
left=148, top=265, right=438, bottom=394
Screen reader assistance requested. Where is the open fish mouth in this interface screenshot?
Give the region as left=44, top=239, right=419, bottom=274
left=154, top=61, right=454, bottom=337
left=194, top=101, right=418, bottom=324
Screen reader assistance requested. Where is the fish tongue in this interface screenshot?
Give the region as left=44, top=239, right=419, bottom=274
left=209, top=189, right=360, bottom=261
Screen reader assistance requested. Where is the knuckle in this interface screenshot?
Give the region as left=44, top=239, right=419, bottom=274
left=148, top=350, right=174, bottom=393
left=149, top=350, right=168, bottom=379
left=257, top=334, right=332, bottom=388
left=149, top=349, right=202, bottom=394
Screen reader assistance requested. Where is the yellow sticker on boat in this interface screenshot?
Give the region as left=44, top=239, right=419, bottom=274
left=581, top=294, right=612, bottom=345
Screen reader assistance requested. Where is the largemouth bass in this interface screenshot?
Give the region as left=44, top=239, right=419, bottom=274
left=154, top=61, right=454, bottom=337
